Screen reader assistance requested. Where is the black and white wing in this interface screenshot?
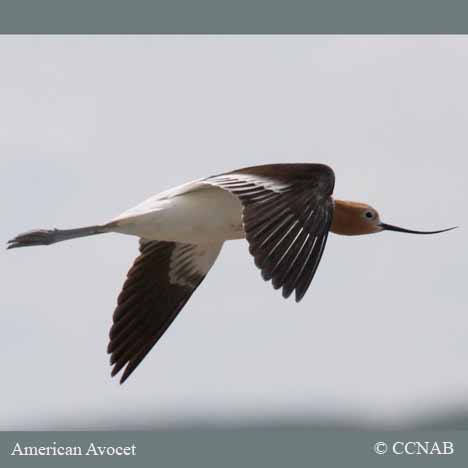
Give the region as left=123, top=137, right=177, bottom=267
left=205, top=163, right=335, bottom=302
left=108, top=240, right=223, bottom=384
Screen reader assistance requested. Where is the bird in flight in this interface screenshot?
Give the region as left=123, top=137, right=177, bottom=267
left=7, top=163, right=455, bottom=383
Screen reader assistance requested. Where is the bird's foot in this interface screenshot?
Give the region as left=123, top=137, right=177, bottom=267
left=7, top=229, right=58, bottom=249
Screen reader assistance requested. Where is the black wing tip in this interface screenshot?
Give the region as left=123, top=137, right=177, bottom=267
left=280, top=284, right=306, bottom=302
left=115, top=370, right=130, bottom=385
left=119, top=367, right=134, bottom=384
left=108, top=344, right=134, bottom=384
left=109, top=361, right=132, bottom=385
left=294, top=290, right=306, bottom=303
left=281, top=286, right=294, bottom=300
left=108, top=345, right=129, bottom=383
left=112, top=361, right=139, bottom=385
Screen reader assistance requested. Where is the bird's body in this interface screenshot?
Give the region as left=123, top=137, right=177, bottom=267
left=109, top=180, right=244, bottom=243
left=7, top=163, right=455, bottom=383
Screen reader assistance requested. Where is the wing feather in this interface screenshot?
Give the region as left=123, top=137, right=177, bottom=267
left=205, top=163, right=334, bottom=302
left=108, top=240, right=222, bottom=383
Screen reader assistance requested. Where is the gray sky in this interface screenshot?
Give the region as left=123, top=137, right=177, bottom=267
left=1, top=36, right=467, bottom=429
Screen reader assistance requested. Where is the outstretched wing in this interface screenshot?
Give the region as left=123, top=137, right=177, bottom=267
left=108, top=240, right=223, bottom=384
left=205, top=164, right=335, bottom=302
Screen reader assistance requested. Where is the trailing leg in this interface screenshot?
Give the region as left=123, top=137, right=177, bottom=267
left=7, top=225, right=109, bottom=249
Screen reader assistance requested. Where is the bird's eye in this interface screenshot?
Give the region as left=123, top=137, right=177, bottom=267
left=365, top=210, right=374, bottom=220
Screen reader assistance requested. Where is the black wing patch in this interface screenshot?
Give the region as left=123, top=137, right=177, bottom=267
left=206, top=164, right=335, bottom=302
left=108, top=240, right=222, bottom=384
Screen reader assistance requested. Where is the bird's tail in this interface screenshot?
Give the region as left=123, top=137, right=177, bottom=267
left=7, top=225, right=109, bottom=250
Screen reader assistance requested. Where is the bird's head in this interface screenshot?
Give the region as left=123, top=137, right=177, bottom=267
left=331, top=200, right=457, bottom=236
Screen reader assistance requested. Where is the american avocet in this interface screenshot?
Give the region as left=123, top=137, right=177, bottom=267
left=7, top=164, right=456, bottom=383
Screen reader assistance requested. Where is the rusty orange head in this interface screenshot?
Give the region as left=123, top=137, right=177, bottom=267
left=331, top=200, right=456, bottom=236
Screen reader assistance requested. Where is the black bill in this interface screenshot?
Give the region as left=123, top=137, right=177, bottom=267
left=380, top=223, right=457, bottom=235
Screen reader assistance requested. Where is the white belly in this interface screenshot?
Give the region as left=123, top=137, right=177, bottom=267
left=108, top=183, right=245, bottom=244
